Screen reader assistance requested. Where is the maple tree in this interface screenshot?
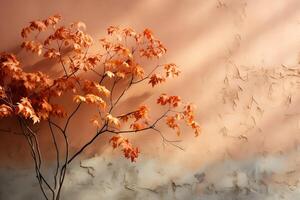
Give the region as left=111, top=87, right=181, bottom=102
left=0, top=14, right=200, bottom=200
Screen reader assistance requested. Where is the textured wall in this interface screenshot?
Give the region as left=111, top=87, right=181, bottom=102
left=0, top=0, right=300, bottom=199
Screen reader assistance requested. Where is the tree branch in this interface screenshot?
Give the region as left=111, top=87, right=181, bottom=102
left=48, top=119, right=60, bottom=190
left=67, top=123, right=107, bottom=164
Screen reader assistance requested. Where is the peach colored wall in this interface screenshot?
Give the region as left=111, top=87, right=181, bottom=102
left=1, top=0, right=300, bottom=199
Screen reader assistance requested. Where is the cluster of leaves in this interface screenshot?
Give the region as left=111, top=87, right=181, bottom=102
left=0, top=52, right=66, bottom=121
left=157, top=94, right=200, bottom=136
left=0, top=14, right=200, bottom=163
left=109, top=135, right=140, bottom=162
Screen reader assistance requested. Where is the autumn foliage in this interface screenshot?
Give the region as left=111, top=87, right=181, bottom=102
left=0, top=14, right=200, bottom=199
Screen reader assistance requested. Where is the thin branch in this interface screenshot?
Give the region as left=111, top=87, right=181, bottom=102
left=152, top=127, right=184, bottom=150
left=18, top=118, right=53, bottom=200
left=49, top=102, right=82, bottom=199
left=107, top=109, right=170, bottom=134
left=56, top=40, right=68, bottom=77
left=20, top=118, right=55, bottom=195
left=49, top=120, right=64, bottom=133
left=48, top=119, right=60, bottom=190
left=63, top=103, right=81, bottom=132
left=90, top=68, right=103, bottom=77
left=56, top=129, right=69, bottom=200
left=109, top=75, right=134, bottom=113
left=20, top=119, right=42, bottom=168
left=110, top=78, right=117, bottom=106
left=132, top=64, right=161, bottom=84
left=99, top=74, right=107, bottom=84
left=67, top=124, right=107, bottom=164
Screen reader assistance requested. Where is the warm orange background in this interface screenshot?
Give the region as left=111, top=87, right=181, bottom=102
left=0, top=0, right=299, bottom=173
left=0, top=0, right=300, bottom=163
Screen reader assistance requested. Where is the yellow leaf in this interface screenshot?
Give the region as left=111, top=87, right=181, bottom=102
left=105, top=71, right=115, bottom=78
left=73, top=95, right=86, bottom=103
left=95, top=85, right=110, bottom=97
left=106, top=114, right=120, bottom=128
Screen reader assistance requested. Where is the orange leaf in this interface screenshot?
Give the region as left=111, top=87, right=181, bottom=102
left=106, top=114, right=120, bottom=128
left=0, top=104, right=13, bottom=118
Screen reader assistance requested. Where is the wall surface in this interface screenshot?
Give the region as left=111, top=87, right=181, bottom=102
left=1, top=0, right=300, bottom=199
